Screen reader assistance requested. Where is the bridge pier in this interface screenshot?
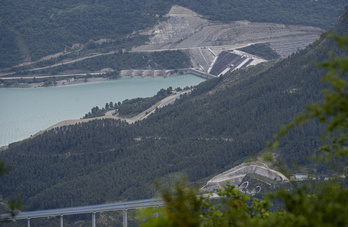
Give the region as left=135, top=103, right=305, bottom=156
left=123, top=209, right=127, bottom=227
left=11, top=198, right=164, bottom=227
left=92, top=212, right=96, bottom=227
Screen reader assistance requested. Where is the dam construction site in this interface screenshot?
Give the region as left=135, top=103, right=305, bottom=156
left=0, top=5, right=323, bottom=84
left=125, top=5, right=322, bottom=78
left=121, top=47, right=265, bottom=79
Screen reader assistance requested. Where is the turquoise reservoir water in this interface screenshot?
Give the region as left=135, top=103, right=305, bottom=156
left=0, top=75, right=205, bottom=147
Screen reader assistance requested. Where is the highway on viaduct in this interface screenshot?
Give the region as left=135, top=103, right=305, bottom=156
left=1, top=198, right=164, bottom=227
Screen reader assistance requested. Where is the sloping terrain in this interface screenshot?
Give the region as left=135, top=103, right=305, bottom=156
left=133, top=5, right=324, bottom=58
left=1, top=8, right=347, bottom=215
left=203, top=162, right=288, bottom=187
left=2, top=5, right=323, bottom=79
left=201, top=162, right=290, bottom=196
left=0, top=5, right=347, bottom=227
left=1, top=1, right=346, bottom=70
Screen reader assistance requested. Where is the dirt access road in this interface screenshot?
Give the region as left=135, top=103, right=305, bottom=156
left=1, top=6, right=323, bottom=80
left=32, top=90, right=189, bottom=138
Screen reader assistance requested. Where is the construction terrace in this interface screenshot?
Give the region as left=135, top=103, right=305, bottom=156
left=208, top=50, right=253, bottom=77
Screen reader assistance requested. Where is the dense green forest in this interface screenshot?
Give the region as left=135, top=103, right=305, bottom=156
left=237, top=43, right=281, bottom=60
left=138, top=32, right=348, bottom=227
left=0, top=0, right=346, bottom=68
left=117, top=87, right=174, bottom=117
left=1, top=5, right=347, bottom=227
left=12, top=50, right=192, bottom=76
left=83, top=87, right=177, bottom=119
left=1, top=9, right=347, bottom=222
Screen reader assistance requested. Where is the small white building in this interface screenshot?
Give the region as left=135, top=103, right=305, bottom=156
left=294, top=173, right=308, bottom=180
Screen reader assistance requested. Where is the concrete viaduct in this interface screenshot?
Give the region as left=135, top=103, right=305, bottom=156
left=1, top=198, right=164, bottom=227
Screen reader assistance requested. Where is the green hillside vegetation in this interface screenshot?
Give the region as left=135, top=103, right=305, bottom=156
left=0, top=0, right=347, bottom=68
left=0, top=50, right=191, bottom=88
left=83, top=102, right=118, bottom=119
left=175, top=0, right=347, bottom=29
left=2, top=9, right=347, bottom=212
left=11, top=50, right=191, bottom=77
left=138, top=34, right=348, bottom=227
left=117, top=87, right=174, bottom=117
left=0, top=73, right=112, bottom=88
left=1, top=7, right=347, bottom=227
left=83, top=87, right=177, bottom=119
left=237, top=43, right=281, bottom=60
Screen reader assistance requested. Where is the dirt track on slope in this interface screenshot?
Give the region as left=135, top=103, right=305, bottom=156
left=133, top=5, right=323, bottom=58
left=32, top=91, right=188, bottom=137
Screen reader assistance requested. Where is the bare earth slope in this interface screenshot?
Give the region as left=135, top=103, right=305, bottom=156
left=201, top=162, right=289, bottom=195
left=133, top=6, right=323, bottom=58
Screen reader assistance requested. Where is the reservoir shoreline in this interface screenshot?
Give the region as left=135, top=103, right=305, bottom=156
left=0, top=68, right=213, bottom=89
left=0, top=74, right=206, bottom=148
left=0, top=89, right=190, bottom=151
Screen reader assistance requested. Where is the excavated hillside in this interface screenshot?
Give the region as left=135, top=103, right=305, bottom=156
left=134, top=5, right=324, bottom=59
left=202, top=162, right=288, bottom=188
left=0, top=5, right=324, bottom=79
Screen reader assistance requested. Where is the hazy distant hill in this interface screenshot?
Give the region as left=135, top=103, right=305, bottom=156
left=0, top=0, right=346, bottom=68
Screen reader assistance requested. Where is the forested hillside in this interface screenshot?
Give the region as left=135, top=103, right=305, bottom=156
left=0, top=0, right=346, bottom=68
left=1, top=11, right=347, bottom=225
left=237, top=43, right=281, bottom=60
left=14, top=50, right=192, bottom=76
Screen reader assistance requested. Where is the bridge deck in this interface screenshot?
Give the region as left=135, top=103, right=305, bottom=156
left=2, top=198, right=164, bottom=221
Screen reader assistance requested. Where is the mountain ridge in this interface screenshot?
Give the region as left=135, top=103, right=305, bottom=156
left=0, top=4, right=347, bottom=227
left=0, top=0, right=346, bottom=68
left=2, top=10, right=346, bottom=209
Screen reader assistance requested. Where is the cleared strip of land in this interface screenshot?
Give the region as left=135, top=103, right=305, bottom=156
left=32, top=90, right=189, bottom=137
